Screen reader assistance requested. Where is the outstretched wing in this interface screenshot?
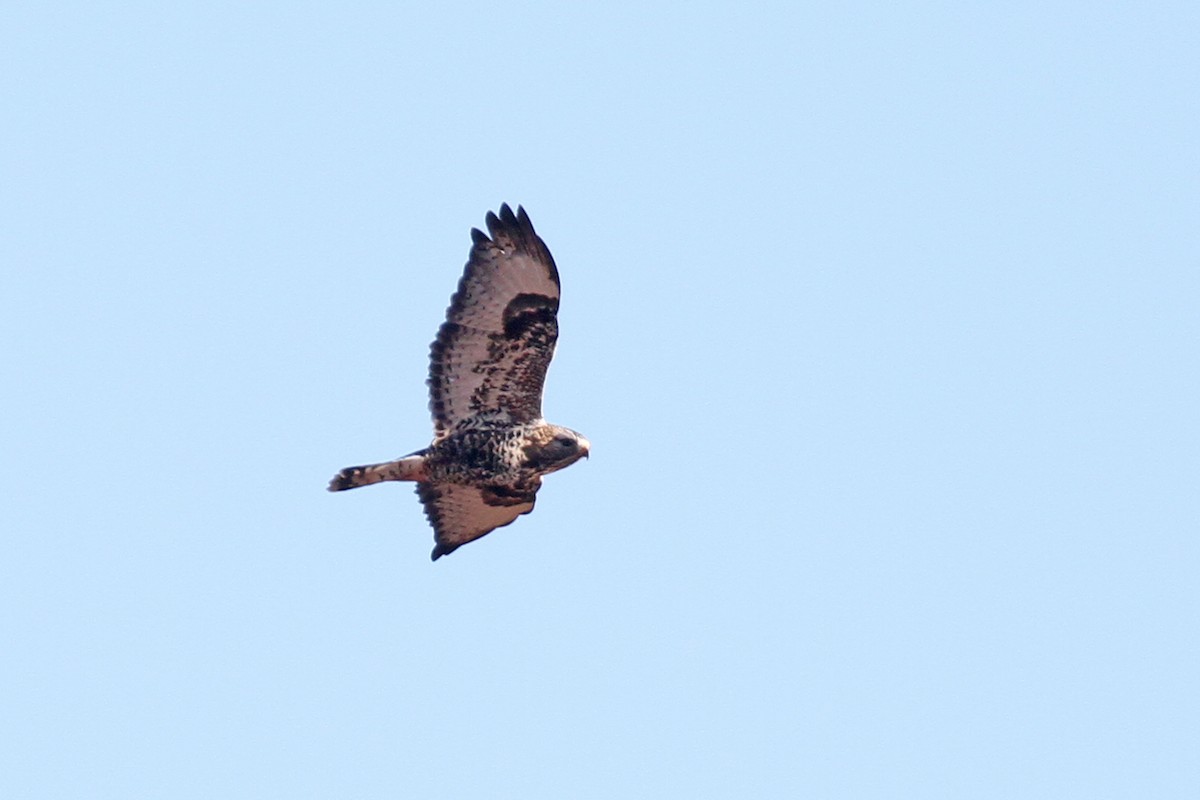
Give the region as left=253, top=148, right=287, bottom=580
left=428, top=204, right=561, bottom=438
left=418, top=480, right=541, bottom=560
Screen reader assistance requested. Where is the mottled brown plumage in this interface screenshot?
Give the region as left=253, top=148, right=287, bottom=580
left=328, top=205, right=589, bottom=560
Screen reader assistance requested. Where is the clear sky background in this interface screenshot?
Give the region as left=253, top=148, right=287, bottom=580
left=3, top=2, right=1198, bottom=797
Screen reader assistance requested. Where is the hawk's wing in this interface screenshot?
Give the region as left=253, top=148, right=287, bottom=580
left=418, top=480, right=541, bottom=560
left=428, top=204, right=561, bottom=438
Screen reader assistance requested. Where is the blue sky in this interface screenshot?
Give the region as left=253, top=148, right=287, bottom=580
left=3, top=2, right=1198, bottom=797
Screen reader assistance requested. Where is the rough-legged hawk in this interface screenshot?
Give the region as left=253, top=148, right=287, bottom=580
left=328, top=205, right=589, bottom=560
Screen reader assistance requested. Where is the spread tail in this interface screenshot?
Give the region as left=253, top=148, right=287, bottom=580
left=327, top=452, right=428, bottom=492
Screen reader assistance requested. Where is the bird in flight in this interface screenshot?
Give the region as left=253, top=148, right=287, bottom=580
left=328, top=204, right=590, bottom=560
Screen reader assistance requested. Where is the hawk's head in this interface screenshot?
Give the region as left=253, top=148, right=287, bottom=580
left=522, top=424, right=590, bottom=475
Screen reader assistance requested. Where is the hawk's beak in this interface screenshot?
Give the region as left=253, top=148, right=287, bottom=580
left=579, top=436, right=591, bottom=459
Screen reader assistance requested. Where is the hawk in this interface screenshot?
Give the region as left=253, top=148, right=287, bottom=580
left=328, top=204, right=590, bottom=560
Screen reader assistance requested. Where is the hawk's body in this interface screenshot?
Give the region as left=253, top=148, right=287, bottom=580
left=329, top=205, right=589, bottom=560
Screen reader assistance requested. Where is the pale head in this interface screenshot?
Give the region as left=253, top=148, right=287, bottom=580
left=522, top=424, right=591, bottom=474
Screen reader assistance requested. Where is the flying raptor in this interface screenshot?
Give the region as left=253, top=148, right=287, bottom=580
left=328, top=204, right=590, bottom=560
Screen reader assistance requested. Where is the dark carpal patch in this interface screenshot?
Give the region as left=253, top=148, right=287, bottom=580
left=502, top=293, right=558, bottom=339
left=481, top=484, right=538, bottom=507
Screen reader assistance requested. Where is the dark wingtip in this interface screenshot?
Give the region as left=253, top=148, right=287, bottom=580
left=470, top=227, right=488, bottom=245
left=485, top=204, right=528, bottom=241
left=483, top=204, right=533, bottom=235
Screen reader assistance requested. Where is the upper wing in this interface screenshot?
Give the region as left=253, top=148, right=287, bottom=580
left=418, top=480, right=540, bottom=560
left=428, top=204, right=561, bottom=438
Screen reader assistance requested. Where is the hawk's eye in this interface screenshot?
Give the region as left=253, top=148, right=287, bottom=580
left=555, top=436, right=575, bottom=448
